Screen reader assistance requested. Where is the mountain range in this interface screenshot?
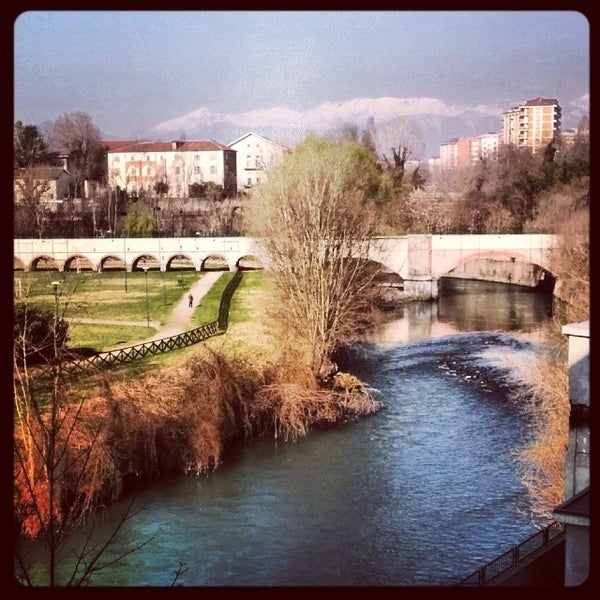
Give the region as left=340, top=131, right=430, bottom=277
left=143, top=95, right=588, bottom=161
left=73, top=95, right=588, bottom=161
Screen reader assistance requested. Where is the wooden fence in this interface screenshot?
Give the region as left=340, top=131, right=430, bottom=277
left=30, top=269, right=244, bottom=377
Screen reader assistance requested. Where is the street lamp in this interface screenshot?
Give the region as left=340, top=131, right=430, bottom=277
left=51, top=280, right=61, bottom=313
left=50, top=280, right=62, bottom=357
left=142, top=266, right=150, bottom=328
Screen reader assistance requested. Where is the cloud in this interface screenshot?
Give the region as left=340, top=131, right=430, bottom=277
left=153, top=96, right=502, bottom=136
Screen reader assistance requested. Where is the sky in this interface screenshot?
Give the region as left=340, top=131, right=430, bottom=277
left=13, top=10, right=590, bottom=156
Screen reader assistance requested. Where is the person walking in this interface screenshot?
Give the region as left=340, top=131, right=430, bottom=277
left=188, top=293, right=194, bottom=308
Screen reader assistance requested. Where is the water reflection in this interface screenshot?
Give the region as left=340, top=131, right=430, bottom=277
left=370, top=279, right=553, bottom=347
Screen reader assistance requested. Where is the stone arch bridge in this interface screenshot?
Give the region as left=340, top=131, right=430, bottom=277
left=14, top=234, right=558, bottom=300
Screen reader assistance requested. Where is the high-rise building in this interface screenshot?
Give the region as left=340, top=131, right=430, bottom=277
left=501, top=97, right=561, bottom=154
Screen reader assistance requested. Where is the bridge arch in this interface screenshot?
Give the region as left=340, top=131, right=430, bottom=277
left=165, top=253, right=195, bottom=271
left=236, top=254, right=265, bottom=270
left=441, top=249, right=557, bottom=290
left=99, top=254, right=126, bottom=272
left=201, top=254, right=230, bottom=271
left=31, top=255, right=62, bottom=271
left=64, top=255, right=95, bottom=272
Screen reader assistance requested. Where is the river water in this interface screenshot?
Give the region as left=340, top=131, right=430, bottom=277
left=18, top=279, right=556, bottom=587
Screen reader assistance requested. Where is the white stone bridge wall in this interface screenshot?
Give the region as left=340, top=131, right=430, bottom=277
left=13, top=237, right=269, bottom=273
left=14, top=234, right=558, bottom=299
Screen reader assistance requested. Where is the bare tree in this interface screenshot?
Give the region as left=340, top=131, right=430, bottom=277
left=248, top=135, right=385, bottom=377
left=14, top=169, right=51, bottom=238
left=13, top=284, right=149, bottom=586
left=51, top=112, right=102, bottom=199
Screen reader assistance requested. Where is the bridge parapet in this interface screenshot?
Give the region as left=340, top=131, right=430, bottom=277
left=14, top=234, right=558, bottom=300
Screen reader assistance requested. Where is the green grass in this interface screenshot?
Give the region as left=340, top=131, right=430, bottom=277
left=14, top=270, right=203, bottom=349
left=15, top=268, right=275, bottom=381
left=15, top=268, right=270, bottom=347
left=65, top=324, right=152, bottom=351
left=190, top=272, right=235, bottom=328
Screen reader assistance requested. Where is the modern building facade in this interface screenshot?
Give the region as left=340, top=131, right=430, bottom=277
left=501, top=97, right=562, bottom=154
left=106, top=140, right=237, bottom=198
left=438, top=133, right=500, bottom=170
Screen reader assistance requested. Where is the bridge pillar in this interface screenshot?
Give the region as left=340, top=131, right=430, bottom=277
left=403, top=277, right=439, bottom=300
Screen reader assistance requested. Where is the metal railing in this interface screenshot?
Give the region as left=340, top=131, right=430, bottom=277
left=454, top=520, right=566, bottom=586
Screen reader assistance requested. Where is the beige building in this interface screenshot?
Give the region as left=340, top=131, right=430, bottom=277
left=228, top=132, right=289, bottom=192
left=106, top=140, right=237, bottom=198
left=14, top=166, right=73, bottom=209
left=501, top=97, right=562, bottom=154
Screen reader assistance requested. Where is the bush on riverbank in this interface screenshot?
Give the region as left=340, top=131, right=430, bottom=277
left=14, top=342, right=380, bottom=539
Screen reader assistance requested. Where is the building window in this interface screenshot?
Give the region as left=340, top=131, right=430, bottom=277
left=175, top=167, right=180, bottom=175
left=195, top=154, right=200, bottom=161
left=114, top=156, right=120, bottom=163
left=146, top=155, right=150, bottom=161
left=194, top=166, right=201, bottom=174
left=247, top=178, right=252, bottom=186
left=210, top=166, right=216, bottom=174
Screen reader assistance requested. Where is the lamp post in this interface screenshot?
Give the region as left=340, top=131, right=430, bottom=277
left=51, top=280, right=61, bottom=314
left=50, top=280, right=61, bottom=359
left=142, top=266, right=150, bottom=328
left=123, top=236, right=128, bottom=292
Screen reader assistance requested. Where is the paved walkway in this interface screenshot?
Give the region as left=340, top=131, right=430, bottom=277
left=142, top=270, right=224, bottom=342
left=69, top=271, right=225, bottom=348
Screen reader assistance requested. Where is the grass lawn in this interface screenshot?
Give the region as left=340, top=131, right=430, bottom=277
left=14, top=270, right=204, bottom=350
left=15, top=268, right=277, bottom=377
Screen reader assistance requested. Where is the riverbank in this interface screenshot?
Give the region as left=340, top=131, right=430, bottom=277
left=14, top=271, right=382, bottom=544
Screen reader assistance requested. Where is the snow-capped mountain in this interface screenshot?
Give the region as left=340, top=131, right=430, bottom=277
left=104, top=95, right=587, bottom=160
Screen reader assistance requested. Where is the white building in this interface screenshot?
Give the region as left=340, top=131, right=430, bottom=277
left=106, top=140, right=237, bottom=198
left=228, top=132, right=289, bottom=192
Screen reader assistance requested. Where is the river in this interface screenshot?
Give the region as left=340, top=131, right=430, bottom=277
left=17, top=278, right=556, bottom=587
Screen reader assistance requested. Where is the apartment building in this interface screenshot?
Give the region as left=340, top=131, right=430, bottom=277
left=439, top=132, right=501, bottom=171
left=501, top=97, right=562, bottom=154
left=106, top=140, right=237, bottom=198
left=228, top=132, right=289, bottom=192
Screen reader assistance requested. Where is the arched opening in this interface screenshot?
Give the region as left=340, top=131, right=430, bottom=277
left=100, top=255, right=126, bottom=271
left=31, top=255, right=60, bottom=271
left=166, top=254, right=195, bottom=271
left=237, top=254, right=265, bottom=271
left=133, top=255, right=160, bottom=271
left=64, top=255, right=94, bottom=272
left=202, top=254, right=230, bottom=271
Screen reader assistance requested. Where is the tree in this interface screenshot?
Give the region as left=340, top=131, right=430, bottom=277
left=14, top=121, right=55, bottom=168
left=14, top=169, right=51, bottom=238
left=13, top=286, right=149, bottom=586
left=51, top=112, right=102, bottom=199
left=154, top=181, right=169, bottom=196
left=14, top=303, right=69, bottom=366
left=248, top=135, right=385, bottom=377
